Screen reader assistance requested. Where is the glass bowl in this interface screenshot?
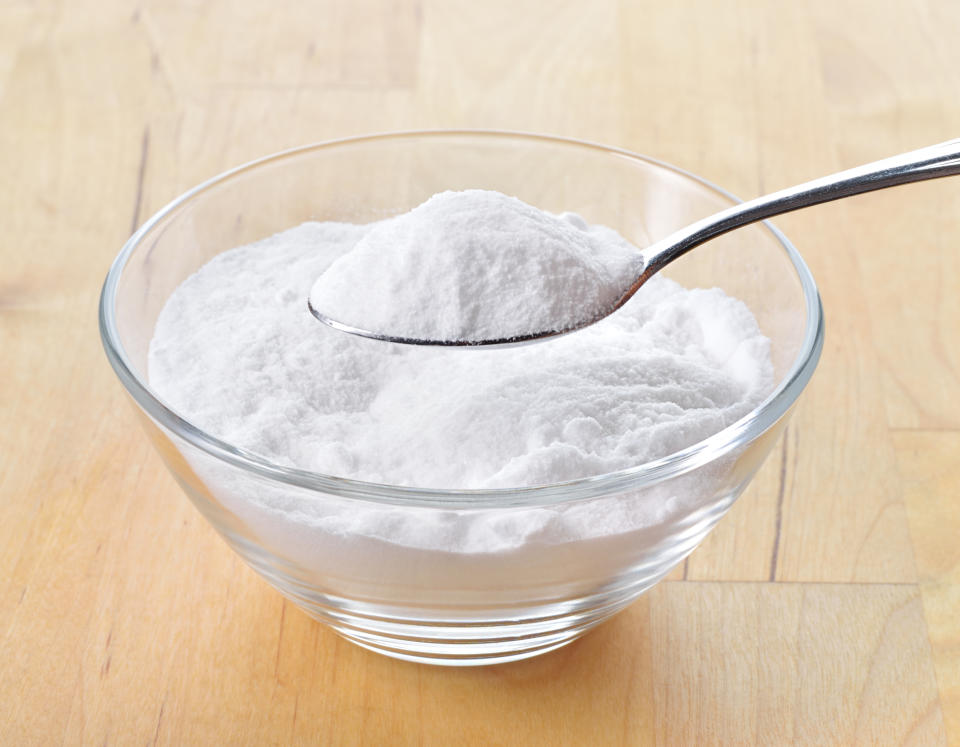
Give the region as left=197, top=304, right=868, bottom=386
left=100, top=131, right=823, bottom=666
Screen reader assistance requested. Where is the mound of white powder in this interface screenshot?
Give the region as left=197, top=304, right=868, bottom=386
left=149, top=200, right=773, bottom=492
left=308, top=190, right=642, bottom=342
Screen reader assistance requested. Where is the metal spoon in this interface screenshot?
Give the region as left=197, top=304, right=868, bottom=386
left=310, top=138, right=960, bottom=346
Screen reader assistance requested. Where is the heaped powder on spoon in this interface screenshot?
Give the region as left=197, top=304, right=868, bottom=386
left=149, top=191, right=774, bottom=494
left=308, top=190, right=642, bottom=342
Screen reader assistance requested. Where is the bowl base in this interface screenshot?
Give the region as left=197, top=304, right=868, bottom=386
left=333, top=626, right=588, bottom=666
left=291, top=583, right=658, bottom=667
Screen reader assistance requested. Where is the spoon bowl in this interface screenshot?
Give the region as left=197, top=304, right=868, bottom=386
left=307, top=297, right=592, bottom=347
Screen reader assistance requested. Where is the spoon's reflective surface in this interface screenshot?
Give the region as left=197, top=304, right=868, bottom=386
left=310, top=138, right=960, bottom=347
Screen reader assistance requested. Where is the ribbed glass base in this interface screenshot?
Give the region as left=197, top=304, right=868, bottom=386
left=275, top=576, right=666, bottom=666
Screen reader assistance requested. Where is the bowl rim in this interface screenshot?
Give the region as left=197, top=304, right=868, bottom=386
left=99, top=129, right=824, bottom=508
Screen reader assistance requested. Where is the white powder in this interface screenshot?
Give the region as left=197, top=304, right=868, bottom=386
left=148, top=196, right=775, bottom=576
left=149, top=199, right=774, bottom=494
left=308, top=190, right=642, bottom=342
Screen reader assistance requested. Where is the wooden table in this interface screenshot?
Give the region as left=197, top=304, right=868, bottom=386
left=2, top=1, right=958, bottom=743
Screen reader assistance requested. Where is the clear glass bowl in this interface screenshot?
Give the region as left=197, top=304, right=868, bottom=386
left=100, top=131, right=823, bottom=666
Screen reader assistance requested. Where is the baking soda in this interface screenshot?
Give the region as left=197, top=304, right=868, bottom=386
left=149, top=195, right=774, bottom=495
left=308, top=190, right=642, bottom=341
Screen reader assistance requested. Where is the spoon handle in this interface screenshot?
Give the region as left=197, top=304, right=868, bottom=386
left=641, top=138, right=960, bottom=277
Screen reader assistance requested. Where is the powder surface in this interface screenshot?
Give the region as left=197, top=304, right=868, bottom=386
left=149, top=202, right=774, bottom=492
left=308, top=190, right=642, bottom=342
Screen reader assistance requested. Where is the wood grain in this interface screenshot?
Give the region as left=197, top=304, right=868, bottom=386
left=1, top=0, right=957, bottom=744
left=894, top=432, right=960, bottom=743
